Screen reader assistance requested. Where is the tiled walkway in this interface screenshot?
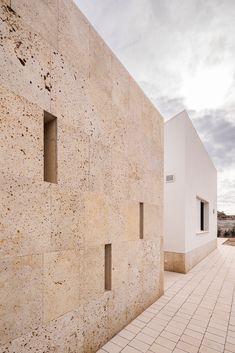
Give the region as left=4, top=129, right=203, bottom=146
left=98, top=240, right=235, bottom=353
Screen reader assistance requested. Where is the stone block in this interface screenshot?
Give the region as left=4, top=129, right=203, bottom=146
left=126, top=241, right=145, bottom=321
left=80, top=245, right=104, bottom=304
left=43, top=249, right=81, bottom=322
left=107, top=287, right=128, bottom=337
left=111, top=57, right=130, bottom=117
left=144, top=203, right=163, bottom=239
left=111, top=149, right=129, bottom=200
left=110, top=103, right=128, bottom=154
left=0, top=85, right=43, bottom=180
left=0, top=308, right=84, bottom=353
left=108, top=198, right=126, bottom=243
left=0, top=0, right=10, bottom=6
left=89, top=24, right=112, bottom=89
left=87, top=77, right=112, bottom=145
left=83, top=294, right=110, bottom=353
left=142, top=239, right=161, bottom=274
left=89, top=139, right=112, bottom=195
left=49, top=184, right=85, bottom=251
left=11, top=0, right=58, bottom=47
left=0, top=173, right=51, bottom=257
left=83, top=192, right=109, bottom=246
left=46, top=307, right=84, bottom=353
left=0, top=4, right=51, bottom=109
left=57, top=123, right=89, bottom=191
left=58, top=0, right=89, bottom=75
left=142, top=268, right=162, bottom=307
left=125, top=200, right=140, bottom=241
left=112, top=241, right=129, bottom=289
left=0, top=254, right=43, bottom=345
left=50, top=51, right=90, bottom=130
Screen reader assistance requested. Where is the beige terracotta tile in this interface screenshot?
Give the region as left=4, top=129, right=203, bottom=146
left=111, top=334, right=129, bottom=348
left=142, top=326, right=161, bottom=338
left=176, top=341, right=198, bottom=353
left=184, top=328, right=203, bottom=340
left=129, top=338, right=150, bottom=352
left=199, top=345, right=218, bottom=353
left=155, top=336, right=176, bottom=350
left=119, top=329, right=136, bottom=341
left=125, top=323, right=142, bottom=335
left=135, top=332, right=155, bottom=345
left=102, top=341, right=122, bottom=353
left=160, top=330, right=180, bottom=343
left=181, top=334, right=202, bottom=347
left=149, top=343, right=172, bottom=353
left=225, top=341, right=235, bottom=352
left=204, top=332, right=225, bottom=344
left=122, top=346, right=142, bottom=353
left=202, top=338, right=224, bottom=352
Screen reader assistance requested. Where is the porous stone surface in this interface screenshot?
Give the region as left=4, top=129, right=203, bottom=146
left=164, top=238, right=217, bottom=273
left=0, top=1, right=164, bottom=352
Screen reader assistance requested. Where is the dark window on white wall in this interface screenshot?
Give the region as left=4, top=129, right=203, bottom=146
left=197, top=197, right=209, bottom=232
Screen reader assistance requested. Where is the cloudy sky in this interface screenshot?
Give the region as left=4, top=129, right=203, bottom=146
left=75, top=0, right=235, bottom=214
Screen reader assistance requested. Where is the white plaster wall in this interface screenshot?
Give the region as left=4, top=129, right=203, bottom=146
left=164, top=113, right=186, bottom=253
left=164, top=111, right=217, bottom=254
left=184, top=115, right=217, bottom=253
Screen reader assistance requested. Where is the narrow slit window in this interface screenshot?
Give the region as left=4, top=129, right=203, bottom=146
left=197, top=197, right=209, bottom=232
left=200, top=201, right=204, bottom=231
left=44, top=111, right=57, bottom=183
left=105, top=244, right=112, bottom=291
left=139, top=202, right=144, bottom=239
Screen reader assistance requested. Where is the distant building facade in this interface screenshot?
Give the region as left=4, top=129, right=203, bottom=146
left=164, top=111, right=217, bottom=273
left=0, top=1, right=164, bottom=352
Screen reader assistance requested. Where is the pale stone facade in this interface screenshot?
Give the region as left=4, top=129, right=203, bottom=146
left=0, top=1, right=164, bottom=352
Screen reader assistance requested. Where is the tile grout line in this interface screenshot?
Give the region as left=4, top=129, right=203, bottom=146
left=117, top=248, right=226, bottom=352
left=101, top=245, right=233, bottom=353
left=193, top=246, right=234, bottom=353
left=164, top=247, right=231, bottom=353
left=223, top=249, right=235, bottom=353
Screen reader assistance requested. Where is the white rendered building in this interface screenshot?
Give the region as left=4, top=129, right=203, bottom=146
left=164, top=111, right=217, bottom=273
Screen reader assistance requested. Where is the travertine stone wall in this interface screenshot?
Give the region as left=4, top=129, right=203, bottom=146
left=164, top=239, right=217, bottom=273
left=0, top=1, right=164, bottom=352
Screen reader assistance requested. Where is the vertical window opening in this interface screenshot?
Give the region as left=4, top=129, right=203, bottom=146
left=140, top=202, right=144, bottom=239
left=200, top=201, right=204, bottom=231
left=105, top=244, right=112, bottom=291
left=197, top=197, right=209, bottom=232
left=44, top=111, right=57, bottom=183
